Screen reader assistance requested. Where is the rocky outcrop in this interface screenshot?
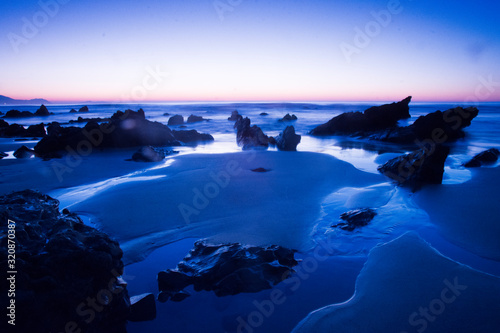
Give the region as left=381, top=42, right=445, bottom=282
left=3, top=110, right=35, bottom=118
left=13, top=145, right=35, bottom=159
left=131, top=146, right=165, bottom=162
left=69, top=108, right=78, bottom=113
left=79, top=106, right=89, bottom=112
left=310, top=97, right=411, bottom=136
left=377, top=145, right=450, bottom=191
left=187, top=115, right=206, bottom=123
left=168, top=115, right=184, bottom=126
left=278, top=113, right=298, bottom=122
left=332, top=208, right=377, bottom=231
left=228, top=110, right=242, bottom=121
left=0, top=190, right=130, bottom=333
left=234, top=117, right=269, bottom=150
left=274, top=126, right=301, bottom=151
left=172, top=129, right=214, bottom=143
left=26, top=123, right=46, bottom=137
left=0, top=121, right=46, bottom=138
left=69, top=116, right=111, bottom=124
left=157, top=241, right=297, bottom=300
left=35, top=104, right=50, bottom=116
left=463, top=148, right=500, bottom=168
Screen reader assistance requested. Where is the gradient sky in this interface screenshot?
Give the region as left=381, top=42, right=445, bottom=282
left=1, top=0, right=499, bottom=102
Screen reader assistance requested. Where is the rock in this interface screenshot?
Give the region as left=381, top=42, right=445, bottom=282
left=172, top=129, right=214, bottom=143
left=26, top=123, right=46, bottom=137
left=333, top=208, right=377, bottom=231
left=69, top=108, right=77, bottom=113
left=274, top=126, right=301, bottom=151
left=131, top=146, right=165, bottom=162
left=4, top=109, right=34, bottom=118
left=463, top=148, right=500, bottom=168
left=377, top=145, right=450, bottom=191
left=69, top=116, right=111, bottom=124
left=2, top=123, right=26, bottom=137
left=168, top=114, right=184, bottom=126
left=78, top=106, right=89, bottom=112
left=228, top=110, right=242, bottom=121
left=234, top=117, right=269, bottom=150
left=278, top=113, right=298, bottom=122
left=157, top=241, right=297, bottom=299
left=251, top=168, right=271, bottom=172
left=163, top=112, right=170, bottom=116
left=187, top=114, right=205, bottom=123
left=14, top=145, right=35, bottom=158
left=311, top=97, right=411, bottom=136
left=260, top=112, right=269, bottom=116
left=0, top=190, right=130, bottom=333
left=35, top=104, right=50, bottom=116
left=170, top=290, right=191, bottom=302
left=129, top=293, right=156, bottom=322
left=0, top=151, right=8, bottom=159
left=0, top=119, right=8, bottom=128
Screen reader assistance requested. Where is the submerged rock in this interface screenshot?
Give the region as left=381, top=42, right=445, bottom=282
left=260, top=112, right=269, bottom=116
left=129, top=293, right=156, bottom=322
left=333, top=208, right=377, bottom=231
left=463, top=148, right=500, bottom=168
left=172, top=129, right=214, bottom=143
left=275, top=125, right=301, bottom=151
left=131, top=146, right=165, bottom=162
left=234, top=117, right=269, bottom=150
left=377, top=145, right=450, bottom=191
left=0, top=190, right=130, bottom=333
left=228, top=110, right=242, bottom=121
left=168, top=114, right=184, bottom=126
left=157, top=241, right=298, bottom=299
left=279, top=113, right=298, bottom=122
left=251, top=167, right=271, bottom=172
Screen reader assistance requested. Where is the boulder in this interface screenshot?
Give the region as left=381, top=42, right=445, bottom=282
left=168, top=114, right=184, bottom=126
left=69, top=108, right=78, bottom=113
left=278, top=113, right=298, bottom=122
left=0, top=190, right=130, bottom=333
left=172, top=129, right=214, bottom=143
left=377, top=144, right=450, bottom=191
left=333, top=208, right=377, bottom=231
left=35, top=104, right=50, bottom=116
left=131, top=146, right=165, bottom=162
left=274, top=126, right=301, bottom=151
left=234, top=117, right=269, bottom=150
left=157, top=241, right=297, bottom=299
left=78, top=106, right=89, bottom=112
left=26, top=123, right=46, bottom=137
left=228, top=110, right=242, bottom=121
left=463, top=148, right=500, bottom=168
left=3, top=123, right=26, bottom=137
left=14, top=145, right=35, bottom=158
left=129, top=293, right=156, bottom=322
left=4, top=109, right=34, bottom=118
left=187, top=114, right=205, bottom=123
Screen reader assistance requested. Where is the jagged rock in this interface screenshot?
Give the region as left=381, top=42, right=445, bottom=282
left=234, top=117, right=269, bottom=150
left=35, top=104, right=50, bottom=116
left=129, top=293, right=156, bottom=322
left=377, top=145, right=450, bottom=191
left=333, top=208, right=377, bottom=231
left=131, top=146, right=165, bottom=162
left=172, top=130, right=214, bottom=143
left=79, top=106, right=89, bottom=112
left=274, top=126, right=301, bottom=151
left=157, top=241, right=297, bottom=299
left=69, top=108, right=78, bottom=113
left=26, top=123, right=46, bottom=137
left=187, top=115, right=206, bottom=123
left=311, top=97, right=411, bottom=136
left=168, top=114, right=184, bottom=126
left=463, top=148, right=500, bottom=168
left=69, top=116, right=111, bottom=124
left=0, top=190, right=129, bottom=333
left=228, top=110, right=242, bottom=121
left=278, top=113, right=298, bottom=122
left=14, top=145, right=35, bottom=158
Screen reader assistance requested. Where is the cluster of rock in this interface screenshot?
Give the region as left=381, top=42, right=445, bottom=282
left=69, top=106, right=89, bottom=113
left=157, top=241, right=298, bottom=301
left=332, top=208, right=377, bottom=231
left=69, top=116, right=111, bottom=124
left=3, top=104, right=52, bottom=118
left=0, top=190, right=131, bottom=332
left=0, top=120, right=46, bottom=137
left=168, top=114, right=208, bottom=126
left=278, top=113, right=298, bottom=122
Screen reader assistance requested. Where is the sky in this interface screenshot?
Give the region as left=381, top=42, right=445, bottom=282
left=0, top=0, right=499, bottom=103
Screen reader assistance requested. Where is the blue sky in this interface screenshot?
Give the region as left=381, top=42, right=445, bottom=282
left=1, top=0, right=499, bottom=102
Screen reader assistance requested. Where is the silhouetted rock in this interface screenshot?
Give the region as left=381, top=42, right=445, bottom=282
left=69, top=116, right=111, bottom=124
left=131, top=146, right=165, bottom=162
left=168, top=114, right=184, bottom=126
left=0, top=119, right=8, bottom=128
left=463, top=148, right=500, bottom=168
left=129, top=293, right=156, bottom=322
left=26, top=123, right=46, bottom=137
left=78, top=106, right=89, bottom=112
left=172, top=129, right=214, bottom=143
left=377, top=145, right=450, bottom=191
left=35, top=104, right=50, bottom=116
left=251, top=168, right=271, bottom=172
left=0, top=190, right=130, bottom=333
left=275, top=126, right=301, bottom=151
left=278, top=113, right=298, bottom=122
left=157, top=241, right=297, bottom=300
left=69, top=108, right=77, bottom=113
left=163, top=112, right=170, bottom=116
left=14, top=145, right=35, bottom=158
left=4, top=109, right=34, bottom=118
left=260, top=112, right=269, bottom=116
left=333, top=208, right=377, bottom=231
left=0, top=151, right=8, bottom=159
left=234, top=117, right=269, bottom=150
left=228, top=110, right=242, bottom=121
left=187, top=114, right=206, bottom=123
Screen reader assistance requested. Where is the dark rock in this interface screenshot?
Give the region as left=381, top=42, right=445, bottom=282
left=131, top=146, right=165, bottom=162
left=157, top=241, right=297, bottom=299
left=168, top=114, right=184, bottom=126
left=0, top=119, right=8, bottom=128
left=228, top=110, right=242, bottom=121
left=172, top=130, right=214, bottom=143
left=26, top=123, right=46, bottom=137
left=268, top=136, right=277, bottom=145
left=4, top=109, right=35, bottom=118
left=234, top=117, right=269, bottom=150
left=0, top=190, right=130, bottom=333
left=463, top=148, right=500, bottom=168
left=129, top=293, right=156, bottom=322
left=187, top=114, right=206, bottom=123
left=69, top=108, right=77, bottom=113
left=274, top=126, right=301, bottom=151
left=69, top=116, right=110, bottom=124
left=3, top=123, right=26, bottom=137
left=251, top=168, right=271, bottom=173
left=333, top=208, right=377, bottom=231
left=377, top=145, right=450, bottom=191
left=14, top=145, right=35, bottom=158
left=78, top=106, right=89, bottom=112
left=169, top=291, right=191, bottom=302
left=278, top=113, right=298, bottom=122
left=260, top=112, right=269, bottom=116
left=163, top=112, right=170, bottom=116
left=35, top=104, right=50, bottom=116
left=0, top=151, right=8, bottom=159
